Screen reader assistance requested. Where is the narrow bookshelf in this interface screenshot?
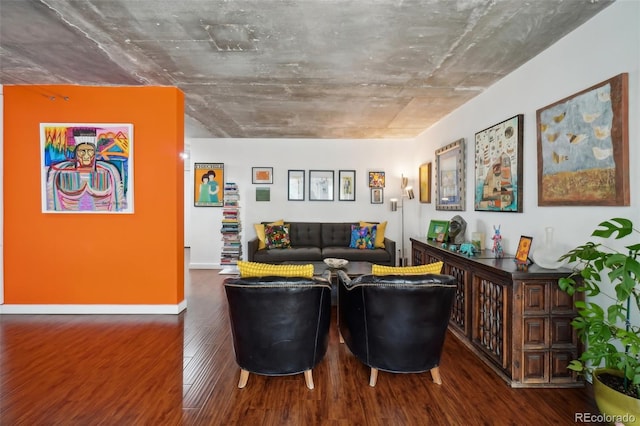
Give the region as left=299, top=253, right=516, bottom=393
left=220, top=182, right=241, bottom=274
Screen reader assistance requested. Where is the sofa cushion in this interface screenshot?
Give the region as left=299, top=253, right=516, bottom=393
left=360, top=221, right=387, bottom=249
left=237, top=260, right=314, bottom=278
left=372, top=261, right=443, bottom=275
left=349, top=225, right=376, bottom=250
left=321, top=223, right=353, bottom=247
left=254, top=219, right=284, bottom=250
left=323, top=247, right=390, bottom=263
left=253, top=247, right=323, bottom=263
left=288, top=222, right=323, bottom=247
left=265, top=224, right=291, bottom=249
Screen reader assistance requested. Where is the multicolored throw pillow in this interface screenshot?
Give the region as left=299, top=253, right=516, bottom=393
left=264, top=224, right=291, bottom=249
left=372, top=261, right=444, bottom=275
left=254, top=219, right=284, bottom=249
left=360, top=221, right=387, bottom=248
left=349, top=225, right=377, bottom=250
left=237, top=261, right=314, bottom=278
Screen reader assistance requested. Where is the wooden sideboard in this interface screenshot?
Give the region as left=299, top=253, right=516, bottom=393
left=411, top=237, right=583, bottom=388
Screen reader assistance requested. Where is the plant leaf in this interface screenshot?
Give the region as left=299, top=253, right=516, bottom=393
left=592, top=218, right=633, bottom=239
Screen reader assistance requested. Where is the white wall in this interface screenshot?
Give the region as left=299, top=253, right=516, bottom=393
left=187, top=138, right=416, bottom=268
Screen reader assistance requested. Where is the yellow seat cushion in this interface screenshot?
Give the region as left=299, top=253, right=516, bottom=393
left=360, top=221, right=387, bottom=249
left=372, top=261, right=443, bottom=275
left=237, top=261, right=314, bottom=278
left=254, top=219, right=284, bottom=250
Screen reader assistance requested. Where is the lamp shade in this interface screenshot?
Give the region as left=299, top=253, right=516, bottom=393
left=390, top=198, right=398, bottom=211
left=401, top=176, right=409, bottom=189
left=404, top=186, right=415, bottom=200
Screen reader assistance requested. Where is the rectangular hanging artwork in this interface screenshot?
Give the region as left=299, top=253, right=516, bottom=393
left=536, top=73, right=629, bottom=206
left=41, top=123, right=134, bottom=213
left=474, top=115, right=523, bottom=212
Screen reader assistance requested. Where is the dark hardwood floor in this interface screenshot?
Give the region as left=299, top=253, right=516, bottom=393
left=1, top=254, right=604, bottom=425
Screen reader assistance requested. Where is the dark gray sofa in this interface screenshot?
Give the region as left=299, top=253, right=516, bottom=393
left=247, top=222, right=396, bottom=266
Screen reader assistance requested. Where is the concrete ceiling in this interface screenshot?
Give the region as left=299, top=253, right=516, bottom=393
left=0, top=0, right=613, bottom=139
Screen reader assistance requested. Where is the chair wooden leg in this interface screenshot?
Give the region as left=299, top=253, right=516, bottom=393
left=238, top=369, right=249, bottom=388
left=304, top=369, right=314, bottom=389
left=369, top=368, right=379, bottom=387
left=430, top=367, right=442, bottom=385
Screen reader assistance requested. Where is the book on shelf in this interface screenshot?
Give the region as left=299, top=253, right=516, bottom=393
left=221, top=182, right=242, bottom=266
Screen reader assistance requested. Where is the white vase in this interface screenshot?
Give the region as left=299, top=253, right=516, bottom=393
left=532, top=227, right=566, bottom=269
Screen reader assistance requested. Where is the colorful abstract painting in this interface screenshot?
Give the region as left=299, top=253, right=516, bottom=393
left=41, top=123, right=134, bottom=213
left=536, top=73, right=629, bottom=206
left=474, top=115, right=523, bottom=212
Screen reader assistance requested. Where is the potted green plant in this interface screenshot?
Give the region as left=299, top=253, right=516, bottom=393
left=558, top=218, right=640, bottom=422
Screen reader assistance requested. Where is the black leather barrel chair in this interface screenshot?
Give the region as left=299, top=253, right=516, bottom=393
left=337, top=270, right=456, bottom=387
left=223, top=273, right=332, bottom=389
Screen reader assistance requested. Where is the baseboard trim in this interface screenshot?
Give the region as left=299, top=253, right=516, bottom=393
left=188, top=262, right=221, bottom=269
left=0, top=299, right=188, bottom=315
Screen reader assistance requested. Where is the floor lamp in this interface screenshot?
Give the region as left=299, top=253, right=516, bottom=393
left=390, top=175, right=414, bottom=266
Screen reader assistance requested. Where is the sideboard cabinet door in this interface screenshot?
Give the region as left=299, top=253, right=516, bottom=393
left=410, top=237, right=583, bottom=388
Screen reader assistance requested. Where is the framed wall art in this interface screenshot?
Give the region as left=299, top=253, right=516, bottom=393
left=368, top=171, right=385, bottom=188
left=288, top=170, right=305, bottom=201
left=309, top=170, right=334, bottom=201
left=474, top=115, right=523, bottom=212
left=515, top=235, right=533, bottom=264
left=338, top=170, right=356, bottom=201
left=252, top=167, right=273, bottom=184
left=370, top=188, right=383, bottom=204
left=427, top=220, right=449, bottom=241
left=256, top=187, right=270, bottom=201
left=419, top=162, right=432, bottom=203
left=40, top=123, right=134, bottom=213
left=435, top=139, right=465, bottom=211
left=536, top=73, right=629, bottom=206
left=193, top=162, right=224, bottom=207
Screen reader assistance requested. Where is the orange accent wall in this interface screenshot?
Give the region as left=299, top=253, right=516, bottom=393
left=3, top=85, right=184, bottom=305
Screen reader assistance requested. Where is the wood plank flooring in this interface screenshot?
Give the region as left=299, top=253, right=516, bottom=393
left=0, top=258, right=604, bottom=425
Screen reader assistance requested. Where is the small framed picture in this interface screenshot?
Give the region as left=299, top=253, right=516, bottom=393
left=252, top=167, right=273, bottom=184
left=419, top=162, right=432, bottom=203
left=368, top=171, right=385, bottom=188
left=309, top=170, right=334, bottom=201
left=427, top=220, right=450, bottom=241
left=339, top=170, right=356, bottom=201
left=371, top=188, right=383, bottom=204
left=288, top=170, right=305, bottom=201
left=256, top=187, right=271, bottom=201
left=515, top=236, right=533, bottom=264
left=194, top=162, right=224, bottom=207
